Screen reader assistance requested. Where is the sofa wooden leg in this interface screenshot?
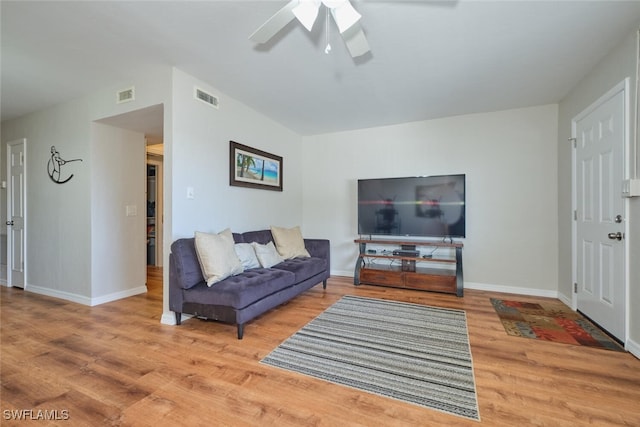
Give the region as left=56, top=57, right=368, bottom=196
left=322, top=279, right=327, bottom=289
left=237, top=324, right=244, bottom=340
left=175, top=312, right=182, bottom=325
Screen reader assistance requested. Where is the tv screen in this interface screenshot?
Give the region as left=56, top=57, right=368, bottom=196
left=357, top=174, right=466, bottom=238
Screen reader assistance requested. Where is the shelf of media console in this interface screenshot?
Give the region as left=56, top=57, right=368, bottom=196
left=354, top=238, right=464, bottom=296
left=360, top=252, right=456, bottom=263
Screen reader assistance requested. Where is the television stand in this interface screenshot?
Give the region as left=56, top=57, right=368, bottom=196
left=354, top=238, right=464, bottom=296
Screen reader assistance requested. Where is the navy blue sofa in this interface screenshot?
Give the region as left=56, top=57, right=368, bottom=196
left=169, top=230, right=330, bottom=339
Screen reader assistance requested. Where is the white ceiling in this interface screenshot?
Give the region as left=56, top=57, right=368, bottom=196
left=2, top=1, right=640, bottom=136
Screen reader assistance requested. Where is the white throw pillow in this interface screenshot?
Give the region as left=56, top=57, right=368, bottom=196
left=252, top=241, right=284, bottom=268
left=234, top=243, right=261, bottom=270
left=270, top=225, right=310, bottom=259
left=194, top=229, right=244, bottom=286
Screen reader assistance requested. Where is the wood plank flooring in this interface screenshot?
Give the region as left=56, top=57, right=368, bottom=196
left=1, top=269, right=639, bottom=426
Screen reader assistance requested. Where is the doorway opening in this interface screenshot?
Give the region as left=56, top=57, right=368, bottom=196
left=146, top=152, right=163, bottom=267
left=96, top=104, right=165, bottom=296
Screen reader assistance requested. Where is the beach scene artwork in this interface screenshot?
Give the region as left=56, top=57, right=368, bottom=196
left=236, top=152, right=279, bottom=185
left=231, top=142, right=282, bottom=191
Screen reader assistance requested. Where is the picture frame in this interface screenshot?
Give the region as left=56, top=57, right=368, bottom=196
left=229, top=141, right=283, bottom=191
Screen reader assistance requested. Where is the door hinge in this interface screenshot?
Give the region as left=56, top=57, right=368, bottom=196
left=568, top=137, right=577, bottom=148
left=574, top=282, right=578, bottom=293
left=574, top=210, right=578, bottom=221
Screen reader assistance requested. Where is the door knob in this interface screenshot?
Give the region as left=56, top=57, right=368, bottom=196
left=5, top=220, right=13, bottom=226
left=607, top=232, right=623, bottom=241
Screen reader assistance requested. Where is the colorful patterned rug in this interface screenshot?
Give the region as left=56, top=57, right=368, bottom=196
left=490, top=298, right=624, bottom=351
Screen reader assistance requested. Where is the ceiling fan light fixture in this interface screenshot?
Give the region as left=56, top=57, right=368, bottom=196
left=292, top=0, right=321, bottom=31
left=249, top=0, right=369, bottom=58
left=329, top=1, right=361, bottom=33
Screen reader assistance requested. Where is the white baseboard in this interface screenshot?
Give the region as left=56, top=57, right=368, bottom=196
left=161, top=311, right=177, bottom=325
left=626, top=338, right=640, bottom=360
left=453, top=281, right=559, bottom=298
left=26, top=284, right=147, bottom=306
left=26, top=284, right=92, bottom=305
left=161, top=311, right=192, bottom=325
left=332, top=270, right=354, bottom=278
left=557, top=292, right=573, bottom=308
left=90, top=286, right=148, bottom=306
left=332, top=271, right=560, bottom=299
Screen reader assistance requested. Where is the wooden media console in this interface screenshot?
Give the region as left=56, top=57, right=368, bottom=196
left=354, top=238, right=464, bottom=296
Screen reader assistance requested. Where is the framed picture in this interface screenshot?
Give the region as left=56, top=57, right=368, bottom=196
left=229, top=141, right=283, bottom=191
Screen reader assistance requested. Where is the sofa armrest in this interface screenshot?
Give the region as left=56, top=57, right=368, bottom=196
left=304, top=239, right=330, bottom=267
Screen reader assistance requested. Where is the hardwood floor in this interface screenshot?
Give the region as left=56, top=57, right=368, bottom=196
left=1, top=269, right=639, bottom=426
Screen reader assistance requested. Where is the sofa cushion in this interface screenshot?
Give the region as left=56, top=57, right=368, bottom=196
left=252, top=241, right=284, bottom=268
left=234, top=243, right=260, bottom=269
left=272, top=257, right=327, bottom=283
left=271, top=226, right=311, bottom=259
left=195, top=229, right=244, bottom=286
left=183, top=268, right=296, bottom=309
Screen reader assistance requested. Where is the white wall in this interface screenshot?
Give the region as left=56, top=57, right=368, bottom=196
left=558, top=26, right=639, bottom=353
left=302, top=104, right=559, bottom=296
left=169, top=68, right=304, bottom=239
left=1, top=99, right=93, bottom=299
left=1, top=66, right=172, bottom=304
left=0, top=65, right=303, bottom=316
left=160, top=68, right=305, bottom=322
left=90, top=123, right=147, bottom=302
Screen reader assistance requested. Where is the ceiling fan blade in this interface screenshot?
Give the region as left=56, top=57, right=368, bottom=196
left=249, top=0, right=298, bottom=43
left=329, top=1, right=361, bottom=34
left=342, top=23, right=370, bottom=58
left=292, top=0, right=321, bottom=31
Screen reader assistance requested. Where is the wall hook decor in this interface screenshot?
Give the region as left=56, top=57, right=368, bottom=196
left=47, top=145, right=83, bottom=184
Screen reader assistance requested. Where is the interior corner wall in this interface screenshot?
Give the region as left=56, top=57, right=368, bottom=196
left=0, top=66, right=172, bottom=304
left=1, top=99, right=93, bottom=300
left=169, top=68, right=303, bottom=240
left=90, top=123, right=146, bottom=302
left=558, top=25, right=639, bottom=351
left=302, top=104, right=560, bottom=295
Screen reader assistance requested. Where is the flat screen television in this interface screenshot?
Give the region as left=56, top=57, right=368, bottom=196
left=357, top=174, right=466, bottom=238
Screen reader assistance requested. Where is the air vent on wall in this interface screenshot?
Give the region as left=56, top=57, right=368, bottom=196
left=116, top=86, right=135, bottom=104
left=195, top=87, right=219, bottom=109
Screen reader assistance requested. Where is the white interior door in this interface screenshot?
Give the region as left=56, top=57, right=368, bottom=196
left=574, top=87, right=625, bottom=342
left=6, top=139, right=26, bottom=289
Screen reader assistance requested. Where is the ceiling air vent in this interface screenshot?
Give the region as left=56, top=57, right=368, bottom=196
left=195, top=87, right=219, bottom=109
left=117, top=86, right=135, bottom=104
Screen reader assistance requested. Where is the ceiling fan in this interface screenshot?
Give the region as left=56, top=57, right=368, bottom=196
left=249, top=0, right=370, bottom=58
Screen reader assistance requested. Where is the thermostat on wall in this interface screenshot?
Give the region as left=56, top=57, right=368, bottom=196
left=622, top=179, right=640, bottom=197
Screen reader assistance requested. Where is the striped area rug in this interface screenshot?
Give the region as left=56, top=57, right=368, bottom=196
left=260, top=295, right=479, bottom=420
